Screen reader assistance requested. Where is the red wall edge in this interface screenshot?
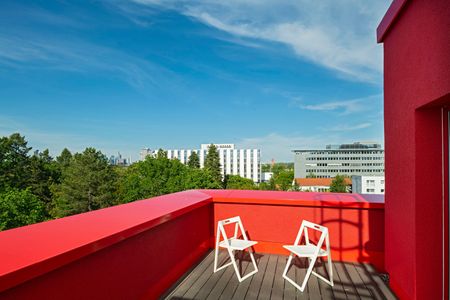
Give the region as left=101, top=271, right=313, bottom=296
left=0, top=204, right=212, bottom=300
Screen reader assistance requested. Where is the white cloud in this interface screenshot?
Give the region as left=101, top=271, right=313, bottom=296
left=125, top=0, right=391, bottom=82
left=327, top=122, right=372, bottom=132
left=291, top=94, right=381, bottom=115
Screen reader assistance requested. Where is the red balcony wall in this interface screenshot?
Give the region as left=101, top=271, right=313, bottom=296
left=378, top=0, right=450, bottom=299
left=0, top=191, right=212, bottom=299
left=204, top=190, right=385, bottom=271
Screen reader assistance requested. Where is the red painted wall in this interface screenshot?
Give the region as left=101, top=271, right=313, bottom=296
left=206, top=190, right=385, bottom=271
left=0, top=204, right=212, bottom=300
left=378, top=0, right=450, bottom=298
left=0, top=190, right=385, bottom=298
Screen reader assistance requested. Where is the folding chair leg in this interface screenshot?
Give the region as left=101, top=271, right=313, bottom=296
left=283, top=255, right=318, bottom=292
left=311, top=256, right=334, bottom=286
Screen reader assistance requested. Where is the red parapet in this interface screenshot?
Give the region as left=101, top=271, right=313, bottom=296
left=0, top=190, right=385, bottom=299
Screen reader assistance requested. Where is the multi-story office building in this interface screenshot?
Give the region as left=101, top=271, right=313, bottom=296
left=351, top=175, right=385, bottom=194
left=293, top=142, right=384, bottom=178
left=140, top=144, right=261, bottom=183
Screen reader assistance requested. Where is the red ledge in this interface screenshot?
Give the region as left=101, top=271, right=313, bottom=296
left=0, top=190, right=212, bottom=293
left=377, top=0, right=409, bottom=43
left=201, top=189, right=384, bottom=209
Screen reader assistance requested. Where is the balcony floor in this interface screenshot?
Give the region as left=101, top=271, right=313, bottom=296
left=164, top=250, right=396, bottom=300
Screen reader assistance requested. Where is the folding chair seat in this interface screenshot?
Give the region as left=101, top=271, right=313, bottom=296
left=282, top=220, right=334, bottom=292
left=214, top=216, right=258, bottom=282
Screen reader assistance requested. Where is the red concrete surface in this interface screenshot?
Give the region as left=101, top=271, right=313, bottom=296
left=0, top=190, right=212, bottom=297
left=0, top=190, right=385, bottom=299
left=378, top=0, right=450, bottom=298
left=206, top=190, right=385, bottom=271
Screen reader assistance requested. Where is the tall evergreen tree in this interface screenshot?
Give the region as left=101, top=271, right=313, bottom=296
left=56, top=148, right=73, bottom=169
left=0, top=133, right=32, bottom=191
left=29, top=149, right=60, bottom=207
left=51, top=148, right=117, bottom=217
left=204, top=144, right=222, bottom=184
left=187, top=151, right=200, bottom=168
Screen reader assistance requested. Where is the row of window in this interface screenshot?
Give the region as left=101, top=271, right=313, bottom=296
left=300, top=151, right=383, bottom=155
left=306, top=157, right=383, bottom=161
left=313, top=163, right=384, bottom=167
left=305, top=169, right=385, bottom=173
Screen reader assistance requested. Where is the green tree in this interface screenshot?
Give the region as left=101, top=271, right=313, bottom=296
left=51, top=148, right=118, bottom=217
left=56, top=148, right=73, bottom=169
left=273, top=170, right=294, bottom=191
left=224, top=175, right=256, bottom=190
left=156, top=149, right=167, bottom=159
left=185, top=168, right=222, bottom=190
left=29, top=149, right=60, bottom=208
left=187, top=151, right=200, bottom=169
left=0, top=133, right=32, bottom=191
left=204, top=144, right=222, bottom=184
left=329, top=175, right=348, bottom=193
left=118, top=155, right=189, bottom=203
left=0, top=189, right=46, bottom=231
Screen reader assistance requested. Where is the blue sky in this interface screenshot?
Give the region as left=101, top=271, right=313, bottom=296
left=0, top=0, right=391, bottom=162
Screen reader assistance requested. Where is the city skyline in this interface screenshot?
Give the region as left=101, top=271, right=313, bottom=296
left=0, top=1, right=390, bottom=161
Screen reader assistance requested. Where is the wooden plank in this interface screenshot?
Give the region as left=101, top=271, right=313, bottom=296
left=329, top=263, right=348, bottom=300
left=352, top=263, right=384, bottom=300
left=183, top=250, right=229, bottom=299
left=361, top=264, right=398, bottom=300
left=258, top=254, right=278, bottom=300
left=243, top=254, right=270, bottom=300
left=282, top=255, right=297, bottom=300
left=206, top=258, right=238, bottom=300
left=165, top=251, right=215, bottom=299
left=342, top=262, right=373, bottom=299
left=294, top=257, right=309, bottom=300
left=334, top=262, right=359, bottom=300
left=315, top=259, right=334, bottom=300
left=219, top=253, right=252, bottom=300
left=270, top=256, right=284, bottom=300
left=308, top=264, right=322, bottom=300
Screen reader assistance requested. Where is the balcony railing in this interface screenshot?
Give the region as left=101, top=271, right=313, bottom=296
left=0, top=190, right=389, bottom=299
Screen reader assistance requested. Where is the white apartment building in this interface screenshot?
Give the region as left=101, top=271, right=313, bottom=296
left=352, top=175, right=385, bottom=194
left=140, top=144, right=261, bottom=183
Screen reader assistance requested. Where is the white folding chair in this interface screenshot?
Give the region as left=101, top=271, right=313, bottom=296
left=282, top=220, right=334, bottom=292
left=214, top=216, right=258, bottom=282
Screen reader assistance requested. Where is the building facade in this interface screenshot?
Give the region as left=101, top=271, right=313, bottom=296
left=351, top=175, right=385, bottom=194
left=293, top=142, right=384, bottom=178
left=294, top=178, right=352, bottom=193
left=140, top=144, right=261, bottom=182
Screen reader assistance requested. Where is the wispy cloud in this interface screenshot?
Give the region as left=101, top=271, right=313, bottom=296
left=0, top=31, right=176, bottom=92
left=326, top=122, right=372, bottom=132
left=291, top=94, right=381, bottom=115
left=122, top=0, right=390, bottom=82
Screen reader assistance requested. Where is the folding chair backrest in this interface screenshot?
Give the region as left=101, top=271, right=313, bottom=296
left=294, top=220, right=328, bottom=250
left=217, top=216, right=248, bottom=242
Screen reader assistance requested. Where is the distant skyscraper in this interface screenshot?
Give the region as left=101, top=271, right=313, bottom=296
left=140, top=144, right=261, bottom=182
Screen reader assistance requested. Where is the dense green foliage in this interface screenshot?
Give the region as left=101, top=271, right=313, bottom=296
left=187, top=152, right=200, bottom=169
left=224, top=175, right=256, bottom=190
left=329, top=175, right=348, bottom=193
left=0, top=189, right=46, bottom=230
left=204, top=144, right=222, bottom=184
left=50, top=148, right=118, bottom=217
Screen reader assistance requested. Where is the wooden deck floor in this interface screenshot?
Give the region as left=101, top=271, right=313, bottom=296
left=163, top=250, right=397, bottom=300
